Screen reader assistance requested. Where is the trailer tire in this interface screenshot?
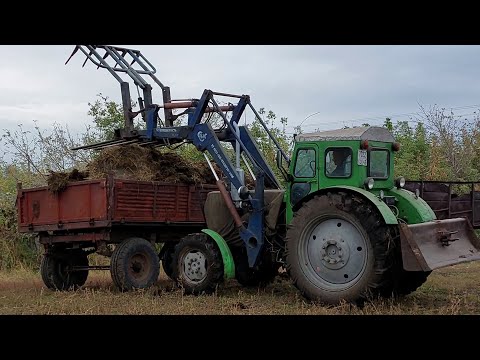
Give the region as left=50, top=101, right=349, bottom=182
left=172, top=233, right=224, bottom=295
left=41, top=251, right=89, bottom=291
left=110, top=237, right=160, bottom=291
left=286, top=193, right=396, bottom=305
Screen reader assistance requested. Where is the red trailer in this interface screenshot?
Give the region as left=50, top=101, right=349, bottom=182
left=16, top=175, right=217, bottom=291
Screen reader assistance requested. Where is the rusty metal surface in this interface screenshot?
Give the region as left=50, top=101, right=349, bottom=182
left=399, top=223, right=431, bottom=271
left=18, top=178, right=216, bottom=234
left=21, top=221, right=111, bottom=233
left=39, top=232, right=110, bottom=244
left=18, top=180, right=108, bottom=232
left=215, top=180, right=243, bottom=228
left=404, top=180, right=480, bottom=227
left=163, top=101, right=234, bottom=112
left=112, top=180, right=216, bottom=223
left=400, top=218, right=480, bottom=271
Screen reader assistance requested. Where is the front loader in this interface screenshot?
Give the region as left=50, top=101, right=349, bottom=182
left=63, top=45, right=480, bottom=304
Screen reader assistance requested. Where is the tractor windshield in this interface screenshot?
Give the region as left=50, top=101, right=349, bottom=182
left=325, top=148, right=352, bottom=178
left=368, top=149, right=389, bottom=179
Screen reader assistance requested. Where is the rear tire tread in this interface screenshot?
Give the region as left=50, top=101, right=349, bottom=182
left=40, top=251, right=89, bottom=291
left=286, top=193, right=397, bottom=304
left=110, top=237, right=160, bottom=291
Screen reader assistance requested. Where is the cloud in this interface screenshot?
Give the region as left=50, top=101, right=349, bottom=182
left=2, top=44, right=480, bottom=139
left=0, top=102, right=91, bottom=135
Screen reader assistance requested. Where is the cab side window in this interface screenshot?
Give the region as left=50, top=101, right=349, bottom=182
left=368, top=149, right=389, bottom=178
left=294, top=149, right=316, bottom=178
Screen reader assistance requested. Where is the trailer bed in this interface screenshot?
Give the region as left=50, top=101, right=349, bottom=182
left=17, top=176, right=217, bottom=233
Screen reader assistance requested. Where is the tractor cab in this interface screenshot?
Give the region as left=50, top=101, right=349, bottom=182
left=288, top=126, right=402, bottom=209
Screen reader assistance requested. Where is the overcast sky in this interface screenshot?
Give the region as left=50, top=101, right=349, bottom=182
left=2, top=45, right=480, bottom=137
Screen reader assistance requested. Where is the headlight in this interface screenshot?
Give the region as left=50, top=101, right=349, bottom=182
left=238, top=185, right=250, bottom=200
left=395, top=177, right=405, bottom=189
left=364, top=177, right=375, bottom=190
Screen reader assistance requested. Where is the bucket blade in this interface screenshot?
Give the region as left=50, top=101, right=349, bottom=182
left=399, top=218, right=480, bottom=271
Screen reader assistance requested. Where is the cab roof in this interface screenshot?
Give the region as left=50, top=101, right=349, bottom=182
left=296, top=126, right=395, bottom=143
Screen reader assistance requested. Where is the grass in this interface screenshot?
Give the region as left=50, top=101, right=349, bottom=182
left=1, top=262, right=480, bottom=315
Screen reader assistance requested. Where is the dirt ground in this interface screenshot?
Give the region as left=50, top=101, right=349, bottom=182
left=1, top=262, right=480, bottom=315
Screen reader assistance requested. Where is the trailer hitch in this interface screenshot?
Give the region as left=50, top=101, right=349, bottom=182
left=438, top=229, right=460, bottom=246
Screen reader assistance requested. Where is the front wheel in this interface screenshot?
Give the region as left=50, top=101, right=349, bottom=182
left=286, top=193, right=395, bottom=305
left=172, top=233, right=224, bottom=295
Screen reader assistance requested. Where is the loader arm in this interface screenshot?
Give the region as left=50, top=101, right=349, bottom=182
left=67, top=46, right=287, bottom=268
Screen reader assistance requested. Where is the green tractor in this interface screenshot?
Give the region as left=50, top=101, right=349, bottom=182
left=277, top=126, right=480, bottom=304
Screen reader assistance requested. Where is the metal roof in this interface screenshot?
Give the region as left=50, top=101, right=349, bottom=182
left=296, top=126, right=395, bottom=143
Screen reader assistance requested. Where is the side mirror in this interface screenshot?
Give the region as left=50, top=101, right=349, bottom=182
left=276, top=150, right=282, bottom=169
left=276, top=149, right=293, bottom=182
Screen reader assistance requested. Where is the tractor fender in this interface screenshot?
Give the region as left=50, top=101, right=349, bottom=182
left=296, top=186, right=398, bottom=225
left=201, top=229, right=235, bottom=279
left=386, top=188, right=436, bottom=224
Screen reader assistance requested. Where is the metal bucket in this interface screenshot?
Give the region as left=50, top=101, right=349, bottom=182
left=399, top=218, right=480, bottom=271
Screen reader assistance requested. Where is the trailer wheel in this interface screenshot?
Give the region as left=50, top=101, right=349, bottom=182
left=41, top=251, right=89, bottom=291
left=110, top=237, right=160, bottom=291
left=172, top=233, right=224, bottom=295
left=286, top=193, right=396, bottom=305
left=159, top=243, right=175, bottom=279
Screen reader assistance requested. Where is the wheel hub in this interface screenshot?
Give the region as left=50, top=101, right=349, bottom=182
left=129, top=253, right=151, bottom=281
left=303, top=218, right=368, bottom=286
left=320, top=239, right=350, bottom=270
left=183, top=252, right=207, bottom=282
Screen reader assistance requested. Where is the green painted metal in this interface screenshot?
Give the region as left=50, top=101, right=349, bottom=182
left=386, top=188, right=437, bottom=224
left=284, top=127, right=444, bottom=227
left=329, top=186, right=398, bottom=224
left=201, top=229, right=235, bottom=279
left=285, top=129, right=401, bottom=224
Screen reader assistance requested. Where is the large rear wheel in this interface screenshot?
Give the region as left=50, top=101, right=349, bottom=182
left=286, top=193, right=396, bottom=304
left=394, top=271, right=431, bottom=295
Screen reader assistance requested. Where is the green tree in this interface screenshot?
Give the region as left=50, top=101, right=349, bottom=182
left=383, top=118, right=393, bottom=132
left=247, top=108, right=292, bottom=183
left=87, top=94, right=125, bottom=141
left=391, top=121, right=432, bottom=180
